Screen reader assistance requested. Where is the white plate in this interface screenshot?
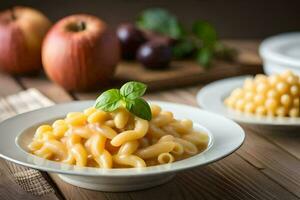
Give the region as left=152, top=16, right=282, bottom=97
left=197, top=76, right=300, bottom=127
left=259, top=32, right=300, bottom=75
left=0, top=100, right=244, bottom=191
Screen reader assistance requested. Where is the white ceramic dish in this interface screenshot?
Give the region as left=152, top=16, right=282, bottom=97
left=197, top=76, right=300, bottom=128
left=259, top=32, right=300, bottom=75
left=0, top=100, right=245, bottom=192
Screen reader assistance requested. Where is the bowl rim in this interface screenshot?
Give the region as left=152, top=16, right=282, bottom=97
left=259, top=32, right=300, bottom=67
left=0, top=100, right=245, bottom=177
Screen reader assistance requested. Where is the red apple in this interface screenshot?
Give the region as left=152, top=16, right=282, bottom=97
left=0, top=6, right=51, bottom=74
left=42, top=14, right=120, bottom=91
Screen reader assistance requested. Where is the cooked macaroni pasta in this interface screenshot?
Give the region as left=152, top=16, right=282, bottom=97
left=225, top=70, right=300, bottom=117
left=28, top=105, right=209, bottom=168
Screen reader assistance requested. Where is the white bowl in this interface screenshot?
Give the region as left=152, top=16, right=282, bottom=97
left=259, top=32, right=300, bottom=75
left=0, top=100, right=245, bottom=192
left=197, top=76, right=300, bottom=130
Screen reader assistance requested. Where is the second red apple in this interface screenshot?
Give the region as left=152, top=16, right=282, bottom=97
left=42, top=14, right=120, bottom=91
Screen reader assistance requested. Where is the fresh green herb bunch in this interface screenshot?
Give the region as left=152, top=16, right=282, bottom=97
left=136, top=8, right=236, bottom=67
left=94, top=81, right=152, bottom=121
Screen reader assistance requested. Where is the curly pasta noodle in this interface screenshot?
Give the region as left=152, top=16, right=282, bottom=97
left=28, top=105, right=209, bottom=168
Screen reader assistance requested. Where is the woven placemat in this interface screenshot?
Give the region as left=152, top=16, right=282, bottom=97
left=0, top=88, right=55, bottom=196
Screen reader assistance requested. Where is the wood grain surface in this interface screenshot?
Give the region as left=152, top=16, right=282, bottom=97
left=0, top=40, right=299, bottom=200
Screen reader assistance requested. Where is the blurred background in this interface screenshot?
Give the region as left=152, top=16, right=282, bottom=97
left=1, top=0, right=300, bottom=38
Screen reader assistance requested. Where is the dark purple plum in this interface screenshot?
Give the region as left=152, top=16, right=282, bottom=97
left=141, top=30, right=176, bottom=46
left=116, top=23, right=146, bottom=60
left=137, top=40, right=172, bottom=69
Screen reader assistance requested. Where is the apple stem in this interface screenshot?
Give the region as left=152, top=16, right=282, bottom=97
left=10, top=8, right=16, bottom=20
left=66, top=21, right=86, bottom=32
left=78, top=21, right=86, bottom=31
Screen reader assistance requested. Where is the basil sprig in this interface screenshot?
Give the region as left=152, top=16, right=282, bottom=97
left=136, top=8, right=236, bottom=67
left=94, top=81, right=152, bottom=121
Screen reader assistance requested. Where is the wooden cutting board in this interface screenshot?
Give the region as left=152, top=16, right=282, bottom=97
left=115, top=60, right=260, bottom=90
left=115, top=40, right=263, bottom=91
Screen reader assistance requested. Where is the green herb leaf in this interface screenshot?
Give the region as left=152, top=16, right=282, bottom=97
left=120, top=81, right=147, bottom=100
left=94, top=89, right=122, bottom=112
left=128, top=97, right=152, bottom=121
left=94, top=81, right=152, bottom=121
left=135, top=7, right=236, bottom=68
left=136, top=8, right=184, bottom=39
left=192, top=21, right=217, bottom=47
left=125, top=99, right=134, bottom=111
left=172, top=38, right=195, bottom=59
left=196, top=48, right=214, bottom=67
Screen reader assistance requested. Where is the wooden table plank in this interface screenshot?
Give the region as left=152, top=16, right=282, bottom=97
left=238, top=128, right=300, bottom=197
left=259, top=129, right=300, bottom=160
left=129, top=154, right=298, bottom=200
left=18, top=73, right=73, bottom=103
left=223, top=39, right=262, bottom=66
left=0, top=73, right=23, bottom=96
left=0, top=73, right=60, bottom=200
left=50, top=174, right=131, bottom=200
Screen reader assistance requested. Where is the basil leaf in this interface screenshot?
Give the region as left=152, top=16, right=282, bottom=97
left=125, top=99, right=134, bottom=111
left=172, top=38, right=195, bottom=59
left=128, top=98, right=152, bottom=121
left=120, top=81, right=147, bottom=100
left=196, top=48, right=214, bottom=67
left=94, top=89, right=122, bottom=112
left=192, top=20, right=217, bottom=48
left=136, top=8, right=184, bottom=39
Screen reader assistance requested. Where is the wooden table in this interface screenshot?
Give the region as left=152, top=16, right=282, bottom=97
left=0, top=40, right=300, bottom=200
